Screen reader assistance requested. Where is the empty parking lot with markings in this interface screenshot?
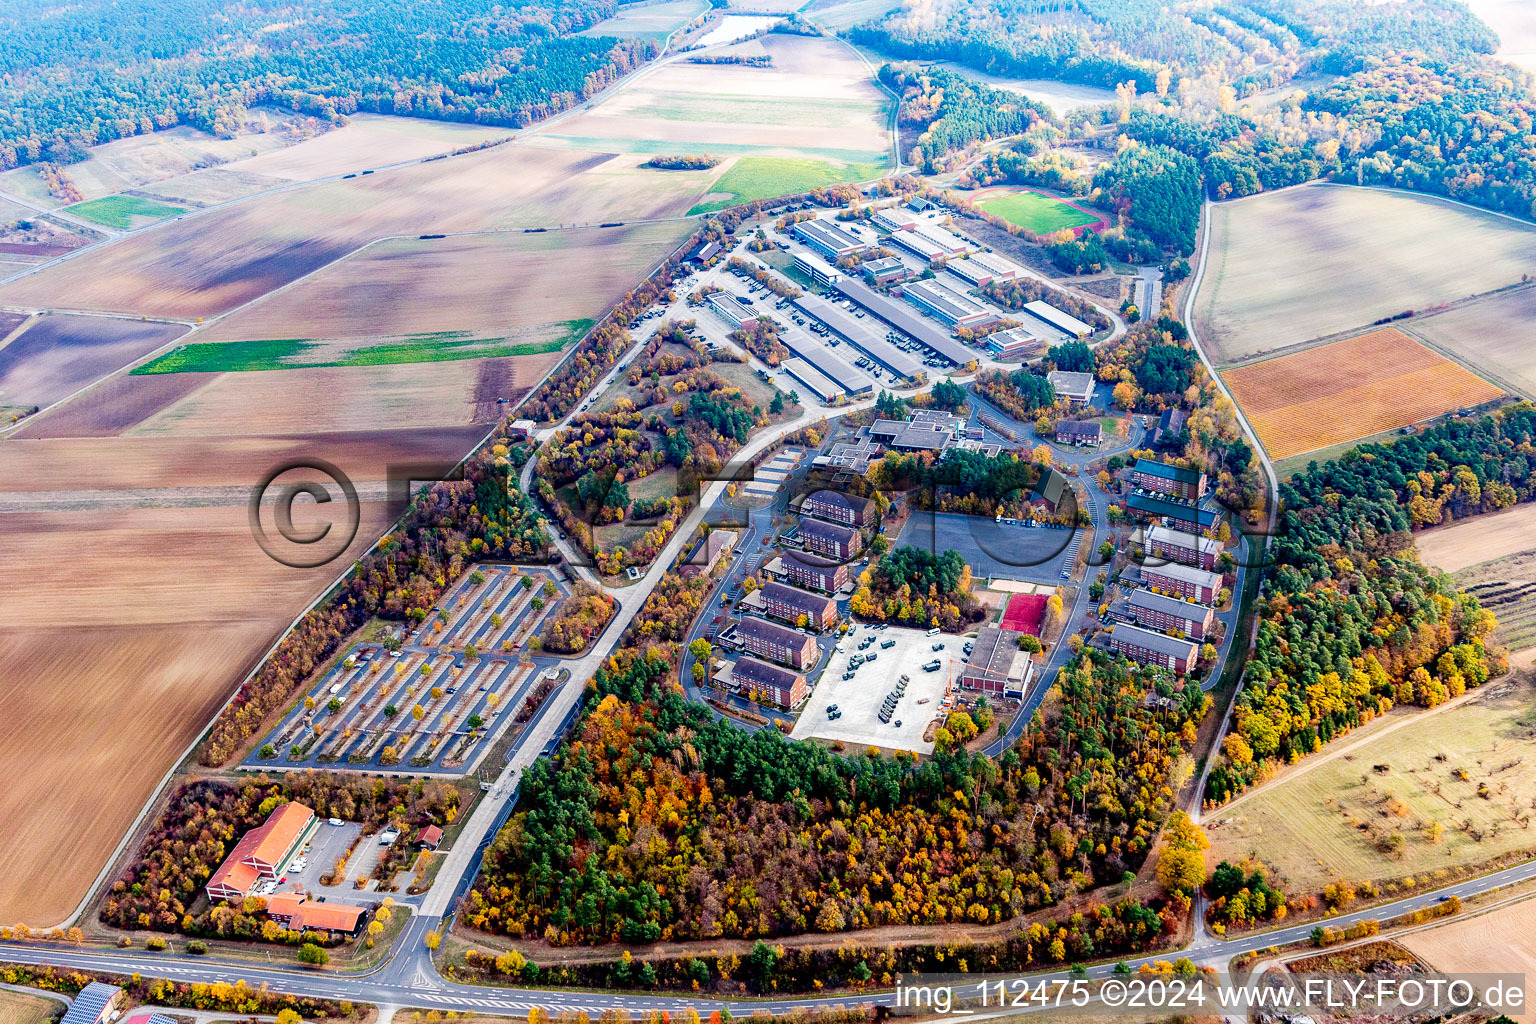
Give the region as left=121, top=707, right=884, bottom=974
left=242, top=564, right=570, bottom=776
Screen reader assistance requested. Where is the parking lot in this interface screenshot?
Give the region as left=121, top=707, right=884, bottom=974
left=270, top=819, right=364, bottom=894
left=240, top=564, right=569, bottom=776
left=898, top=510, right=1081, bottom=584
left=791, top=624, right=962, bottom=753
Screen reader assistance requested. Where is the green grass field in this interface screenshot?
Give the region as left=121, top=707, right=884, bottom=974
left=688, top=157, right=886, bottom=215
left=974, top=190, right=1098, bottom=234
left=132, top=322, right=590, bottom=374
left=66, top=194, right=186, bottom=228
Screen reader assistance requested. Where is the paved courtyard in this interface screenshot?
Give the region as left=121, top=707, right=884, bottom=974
left=791, top=624, right=963, bottom=753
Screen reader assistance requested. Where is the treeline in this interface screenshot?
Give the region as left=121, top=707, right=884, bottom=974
left=1091, top=144, right=1202, bottom=253
left=0, top=0, right=656, bottom=170
left=1204, top=406, right=1536, bottom=803
left=102, top=773, right=458, bottom=938
left=540, top=582, right=617, bottom=654
left=879, top=63, right=1052, bottom=173
left=848, top=545, right=984, bottom=631
left=198, top=446, right=548, bottom=766
left=0, top=964, right=352, bottom=1019
left=468, top=646, right=1199, bottom=950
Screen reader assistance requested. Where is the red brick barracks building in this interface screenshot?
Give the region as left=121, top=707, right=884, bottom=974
left=730, top=655, right=808, bottom=709
left=1131, top=458, right=1207, bottom=501
left=803, top=489, right=878, bottom=528
left=1141, top=561, right=1222, bottom=604
left=1108, top=624, right=1198, bottom=674
left=780, top=549, right=848, bottom=594
left=1146, top=524, right=1221, bottom=571
left=1129, top=588, right=1213, bottom=640
left=761, top=581, right=838, bottom=631
left=798, top=517, right=863, bottom=560
left=735, top=615, right=820, bottom=669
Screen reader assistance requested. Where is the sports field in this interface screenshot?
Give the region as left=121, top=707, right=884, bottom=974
left=1207, top=674, right=1536, bottom=895
left=1195, top=184, right=1536, bottom=364
left=1221, top=329, right=1504, bottom=460
left=65, top=195, right=187, bottom=229
left=972, top=187, right=1101, bottom=234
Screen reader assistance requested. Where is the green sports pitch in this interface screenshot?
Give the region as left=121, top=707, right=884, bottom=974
left=973, top=189, right=1099, bottom=234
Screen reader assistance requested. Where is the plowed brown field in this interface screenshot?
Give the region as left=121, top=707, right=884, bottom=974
left=1222, top=329, right=1504, bottom=459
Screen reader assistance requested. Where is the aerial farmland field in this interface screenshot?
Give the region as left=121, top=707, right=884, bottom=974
left=1400, top=896, right=1536, bottom=1013
left=1195, top=184, right=1536, bottom=364
left=64, top=195, right=186, bottom=229
left=536, top=34, right=892, bottom=212
left=1221, top=329, right=1504, bottom=460
left=0, top=425, right=489, bottom=925
left=579, top=0, right=707, bottom=40
left=1408, top=285, right=1536, bottom=399
left=0, top=314, right=186, bottom=412
left=193, top=222, right=689, bottom=349
left=1206, top=673, right=1536, bottom=897
left=0, top=147, right=690, bottom=319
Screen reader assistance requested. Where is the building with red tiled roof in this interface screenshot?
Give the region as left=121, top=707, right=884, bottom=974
left=206, top=802, right=316, bottom=904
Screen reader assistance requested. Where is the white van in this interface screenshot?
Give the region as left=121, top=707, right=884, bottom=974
left=926, top=626, right=940, bottom=637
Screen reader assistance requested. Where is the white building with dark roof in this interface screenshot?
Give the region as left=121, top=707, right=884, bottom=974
left=1047, top=370, right=1095, bottom=406
left=792, top=219, right=873, bottom=260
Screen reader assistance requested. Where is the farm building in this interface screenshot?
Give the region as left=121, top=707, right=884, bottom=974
left=985, top=326, right=1040, bottom=358
left=265, top=892, right=368, bottom=937
left=908, top=197, right=936, bottom=212
left=206, top=801, right=317, bottom=903
left=1145, top=524, right=1222, bottom=570
left=60, top=985, right=122, bottom=1024
left=793, top=251, right=842, bottom=287
left=1140, top=561, right=1223, bottom=604
left=1106, top=624, right=1198, bottom=673
left=798, top=517, right=863, bottom=560
left=874, top=207, right=918, bottom=232
left=1024, top=300, right=1094, bottom=338
left=948, top=250, right=1021, bottom=287
left=689, top=241, right=722, bottom=264
left=1131, top=458, right=1207, bottom=501
left=1127, top=492, right=1218, bottom=534
left=1046, top=370, right=1095, bottom=406
left=782, top=357, right=846, bottom=402
left=793, top=219, right=873, bottom=260
left=728, top=655, right=808, bottom=709
left=734, top=615, right=820, bottom=669
left=1153, top=408, right=1187, bottom=447
left=900, top=279, right=1000, bottom=330
left=803, top=489, right=877, bottom=527
left=708, top=292, right=760, bottom=330
left=1128, top=588, right=1213, bottom=639
left=861, top=256, right=908, bottom=285
left=509, top=419, right=537, bottom=439
left=959, top=626, right=1034, bottom=698
left=776, top=549, right=849, bottom=594
left=1055, top=418, right=1101, bottom=447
